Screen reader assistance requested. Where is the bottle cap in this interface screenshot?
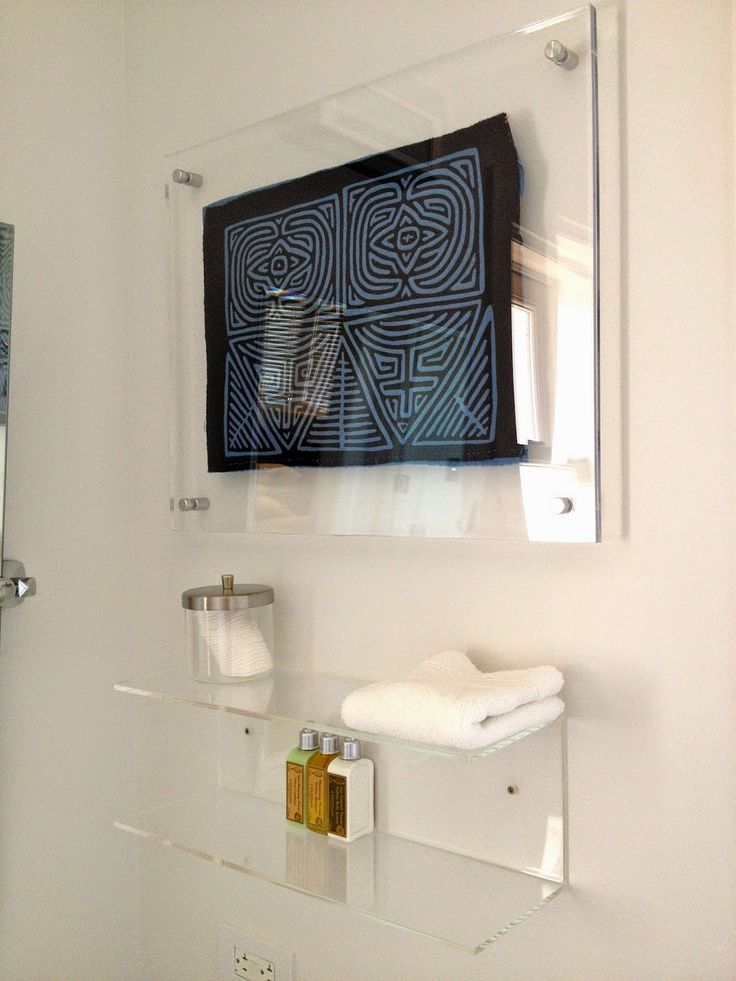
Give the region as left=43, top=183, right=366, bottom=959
left=319, top=733, right=339, bottom=755
left=341, top=737, right=362, bottom=761
left=298, top=728, right=318, bottom=751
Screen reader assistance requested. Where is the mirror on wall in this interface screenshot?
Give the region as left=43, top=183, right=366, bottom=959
left=0, top=222, right=13, bottom=562
left=0, top=222, right=35, bottom=611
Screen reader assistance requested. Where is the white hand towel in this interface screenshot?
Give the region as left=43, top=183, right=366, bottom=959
left=340, top=651, right=564, bottom=750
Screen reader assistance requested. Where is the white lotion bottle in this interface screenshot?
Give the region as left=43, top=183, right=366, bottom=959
left=327, top=738, right=374, bottom=842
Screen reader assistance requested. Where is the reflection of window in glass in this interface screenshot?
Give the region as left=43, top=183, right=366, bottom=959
left=511, top=301, right=541, bottom=445
left=550, top=234, right=595, bottom=470
left=511, top=230, right=595, bottom=465
left=511, top=239, right=542, bottom=445
left=514, top=228, right=598, bottom=543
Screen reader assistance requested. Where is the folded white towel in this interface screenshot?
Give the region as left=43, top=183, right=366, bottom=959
left=340, top=651, right=564, bottom=750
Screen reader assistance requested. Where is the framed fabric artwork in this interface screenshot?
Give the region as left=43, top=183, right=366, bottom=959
left=203, top=113, right=524, bottom=472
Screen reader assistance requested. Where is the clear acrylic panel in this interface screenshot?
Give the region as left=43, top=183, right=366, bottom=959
left=115, top=665, right=560, bottom=762
left=168, top=5, right=599, bottom=541
left=116, top=789, right=562, bottom=953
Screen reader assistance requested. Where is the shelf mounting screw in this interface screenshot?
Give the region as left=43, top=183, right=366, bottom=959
left=550, top=496, right=574, bottom=516
left=544, top=39, right=579, bottom=70
left=178, top=497, right=210, bottom=511
left=172, top=168, right=203, bottom=187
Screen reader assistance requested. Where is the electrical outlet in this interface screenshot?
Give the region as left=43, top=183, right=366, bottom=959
left=233, top=947, right=274, bottom=980
left=218, top=924, right=294, bottom=981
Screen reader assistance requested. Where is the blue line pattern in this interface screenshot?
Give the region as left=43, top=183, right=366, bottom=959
left=225, top=196, right=339, bottom=330
left=344, top=151, right=484, bottom=311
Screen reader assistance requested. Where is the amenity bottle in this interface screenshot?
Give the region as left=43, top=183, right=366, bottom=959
left=306, top=733, right=339, bottom=834
left=286, top=728, right=319, bottom=825
left=327, top=737, right=374, bottom=842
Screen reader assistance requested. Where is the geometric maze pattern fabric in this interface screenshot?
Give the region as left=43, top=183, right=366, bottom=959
left=204, top=114, right=524, bottom=470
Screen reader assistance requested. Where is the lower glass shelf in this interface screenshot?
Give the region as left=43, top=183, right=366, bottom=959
left=115, top=788, right=562, bottom=954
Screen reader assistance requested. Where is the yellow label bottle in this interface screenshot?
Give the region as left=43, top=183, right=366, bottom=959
left=306, top=732, right=339, bottom=834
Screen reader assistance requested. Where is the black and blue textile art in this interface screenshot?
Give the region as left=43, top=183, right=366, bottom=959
left=203, top=113, right=524, bottom=471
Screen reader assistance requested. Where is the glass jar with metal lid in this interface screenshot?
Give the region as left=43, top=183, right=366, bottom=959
left=182, top=575, right=274, bottom=683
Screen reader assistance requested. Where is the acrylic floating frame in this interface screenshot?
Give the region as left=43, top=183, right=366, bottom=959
left=167, top=4, right=600, bottom=542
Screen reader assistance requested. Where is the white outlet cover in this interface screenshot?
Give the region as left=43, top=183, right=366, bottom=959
left=218, top=924, right=294, bottom=981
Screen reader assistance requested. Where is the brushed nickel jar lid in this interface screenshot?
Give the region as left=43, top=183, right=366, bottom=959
left=181, top=574, right=274, bottom=611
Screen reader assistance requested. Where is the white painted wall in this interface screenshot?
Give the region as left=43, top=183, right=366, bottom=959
left=0, top=2, right=140, bottom=979
left=122, top=1, right=736, bottom=979
left=0, top=0, right=734, bottom=979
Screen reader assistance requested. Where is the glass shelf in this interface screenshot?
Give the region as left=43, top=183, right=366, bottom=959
left=114, top=667, right=559, bottom=762
left=117, top=671, right=566, bottom=951
left=115, top=787, right=562, bottom=954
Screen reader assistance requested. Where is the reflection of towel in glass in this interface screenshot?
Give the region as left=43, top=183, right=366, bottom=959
left=340, top=651, right=564, bottom=750
left=257, top=293, right=341, bottom=418
left=203, top=113, right=524, bottom=471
